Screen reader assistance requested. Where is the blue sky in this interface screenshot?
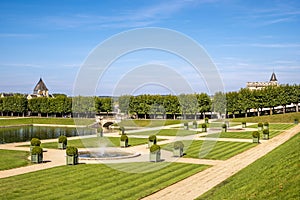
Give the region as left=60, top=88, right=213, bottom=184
left=0, top=0, right=299, bottom=96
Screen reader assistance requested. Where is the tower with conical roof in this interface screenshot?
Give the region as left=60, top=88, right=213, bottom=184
left=33, top=78, right=49, bottom=97
left=269, top=72, right=278, bottom=85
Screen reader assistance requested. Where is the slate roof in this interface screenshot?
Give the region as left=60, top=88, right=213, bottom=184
left=270, top=72, right=278, bottom=82
left=33, top=78, right=48, bottom=93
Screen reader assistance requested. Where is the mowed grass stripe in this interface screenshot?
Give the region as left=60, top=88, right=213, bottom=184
left=162, top=140, right=257, bottom=160
left=209, top=143, right=253, bottom=160
left=112, top=164, right=204, bottom=200
left=0, top=163, right=207, bottom=200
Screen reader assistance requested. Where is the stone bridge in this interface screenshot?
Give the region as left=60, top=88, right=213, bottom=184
left=95, top=116, right=119, bottom=128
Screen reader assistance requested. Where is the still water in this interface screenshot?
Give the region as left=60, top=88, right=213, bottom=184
left=0, top=126, right=95, bottom=144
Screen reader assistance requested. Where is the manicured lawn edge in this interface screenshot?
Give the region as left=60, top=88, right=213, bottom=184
left=197, top=132, right=300, bottom=200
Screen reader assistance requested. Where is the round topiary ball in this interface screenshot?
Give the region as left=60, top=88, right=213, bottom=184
left=148, top=135, right=157, bottom=142
left=58, top=135, right=67, bottom=145
left=150, top=144, right=160, bottom=153
left=120, top=134, right=128, bottom=141
left=174, top=141, right=184, bottom=149
left=252, top=131, right=260, bottom=138
left=66, top=146, right=78, bottom=156
left=31, top=138, right=41, bottom=146
left=31, top=146, right=43, bottom=155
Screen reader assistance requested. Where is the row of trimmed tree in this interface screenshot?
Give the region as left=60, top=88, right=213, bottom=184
left=0, top=84, right=299, bottom=118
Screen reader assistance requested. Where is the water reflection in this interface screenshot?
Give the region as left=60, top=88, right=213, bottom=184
left=0, top=126, right=95, bottom=143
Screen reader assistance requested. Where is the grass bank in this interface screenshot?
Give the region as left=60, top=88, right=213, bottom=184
left=197, top=132, right=300, bottom=199
left=117, top=119, right=183, bottom=127
left=0, top=117, right=94, bottom=126
left=0, top=162, right=209, bottom=200
left=0, top=149, right=30, bottom=170
left=230, top=112, right=300, bottom=123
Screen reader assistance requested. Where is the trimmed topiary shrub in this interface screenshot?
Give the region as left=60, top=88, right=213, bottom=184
left=201, top=123, right=207, bottom=132
left=252, top=131, right=260, bottom=143
left=242, top=121, right=246, bottom=128
left=31, top=146, right=43, bottom=155
left=148, top=135, right=157, bottom=148
left=264, top=122, right=269, bottom=129
left=31, top=138, right=41, bottom=146
left=120, top=134, right=128, bottom=141
left=150, top=144, right=160, bottom=152
left=174, top=141, right=184, bottom=149
left=58, top=135, right=67, bottom=144
left=222, top=123, right=227, bottom=132
left=120, top=134, right=128, bottom=147
left=150, top=144, right=161, bottom=162
left=58, top=135, right=67, bottom=149
left=66, top=146, right=78, bottom=156
left=31, top=146, right=43, bottom=163
left=258, top=122, right=263, bottom=131
left=294, top=118, right=298, bottom=124
left=184, top=122, right=189, bottom=130
left=66, top=146, right=78, bottom=165
left=173, top=141, right=184, bottom=157
left=205, top=117, right=209, bottom=124
left=192, top=121, right=197, bottom=129
left=263, top=129, right=269, bottom=140
left=148, top=135, right=157, bottom=142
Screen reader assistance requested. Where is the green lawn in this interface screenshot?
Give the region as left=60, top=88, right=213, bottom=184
left=246, top=123, right=295, bottom=130
left=197, top=133, right=300, bottom=200
left=163, top=140, right=257, bottom=160
left=117, top=119, right=183, bottom=127
left=0, top=117, right=94, bottom=126
left=201, top=130, right=282, bottom=139
left=0, top=149, right=30, bottom=170
left=37, top=137, right=150, bottom=149
left=0, top=162, right=209, bottom=200
left=127, top=129, right=198, bottom=136
left=231, top=112, right=300, bottom=123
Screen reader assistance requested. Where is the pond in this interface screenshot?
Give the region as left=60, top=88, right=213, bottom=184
left=0, top=126, right=96, bottom=144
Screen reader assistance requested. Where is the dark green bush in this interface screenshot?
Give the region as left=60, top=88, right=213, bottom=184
left=252, top=131, right=260, bottom=138
left=202, top=123, right=207, bottom=128
left=31, top=146, right=43, bottom=155
left=263, top=129, right=269, bottom=135
left=30, top=138, right=41, bottom=146
left=66, top=146, right=78, bottom=156
left=58, top=136, right=67, bottom=145
left=242, top=121, right=246, bottom=125
left=174, top=141, right=184, bottom=149
left=193, top=121, right=197, bottom=126
left=205, top=117, right=209, bottom=123
left=184, top=122, right=188, bottom=126
left=148, top=135, right=157, bottom=142
left=264, top=122, right=269, bottom=126
left=222, top=124, right=227, bottom=128
left=150, top=144, right=160, bottom=152
left=258, top=122, right=263, bottom=127
left=120, top=134, right=128, bottom=141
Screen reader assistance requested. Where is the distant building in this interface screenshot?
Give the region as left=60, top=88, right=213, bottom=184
left=246, top=72, right=279, bottom=90
left=0, top=93, right=14, bottom=98
left=27, top=78, right=52, bottom=99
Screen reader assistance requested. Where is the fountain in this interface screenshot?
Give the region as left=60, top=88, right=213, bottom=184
left=79, top=148, right=140, bottom=160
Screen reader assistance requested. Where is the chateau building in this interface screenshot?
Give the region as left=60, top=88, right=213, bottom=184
left=27, top=78, right=51, bottom=99
left=246, top=72, right=278, bottom=90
